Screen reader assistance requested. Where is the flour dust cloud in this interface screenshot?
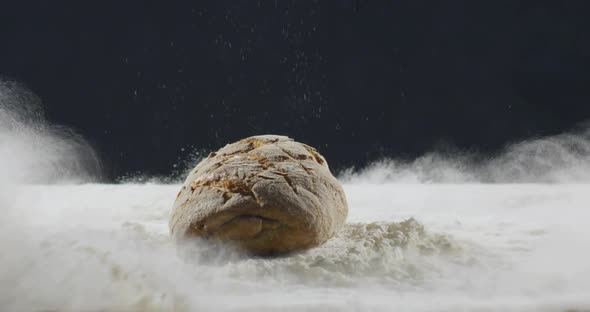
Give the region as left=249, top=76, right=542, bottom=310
left=1, top=84, right=589, bottom=311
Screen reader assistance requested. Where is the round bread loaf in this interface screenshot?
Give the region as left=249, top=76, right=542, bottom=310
left=170, top=135, right=348, bottom=256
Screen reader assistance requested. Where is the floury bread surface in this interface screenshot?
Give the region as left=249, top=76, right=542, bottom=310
left=170, top=135, right=348, bottom=255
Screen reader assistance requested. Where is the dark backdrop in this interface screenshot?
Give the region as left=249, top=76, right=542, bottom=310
left=2, top=1, right=590, bottom=180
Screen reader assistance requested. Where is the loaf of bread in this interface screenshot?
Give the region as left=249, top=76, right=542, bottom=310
left=170, top=135, right=348, bottom=256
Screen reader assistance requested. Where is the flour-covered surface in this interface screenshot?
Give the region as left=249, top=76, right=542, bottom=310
left=1, top=183, right=589, bottom=311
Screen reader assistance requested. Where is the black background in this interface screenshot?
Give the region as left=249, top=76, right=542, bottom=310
left=2, top=1, right=590, bottom=180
